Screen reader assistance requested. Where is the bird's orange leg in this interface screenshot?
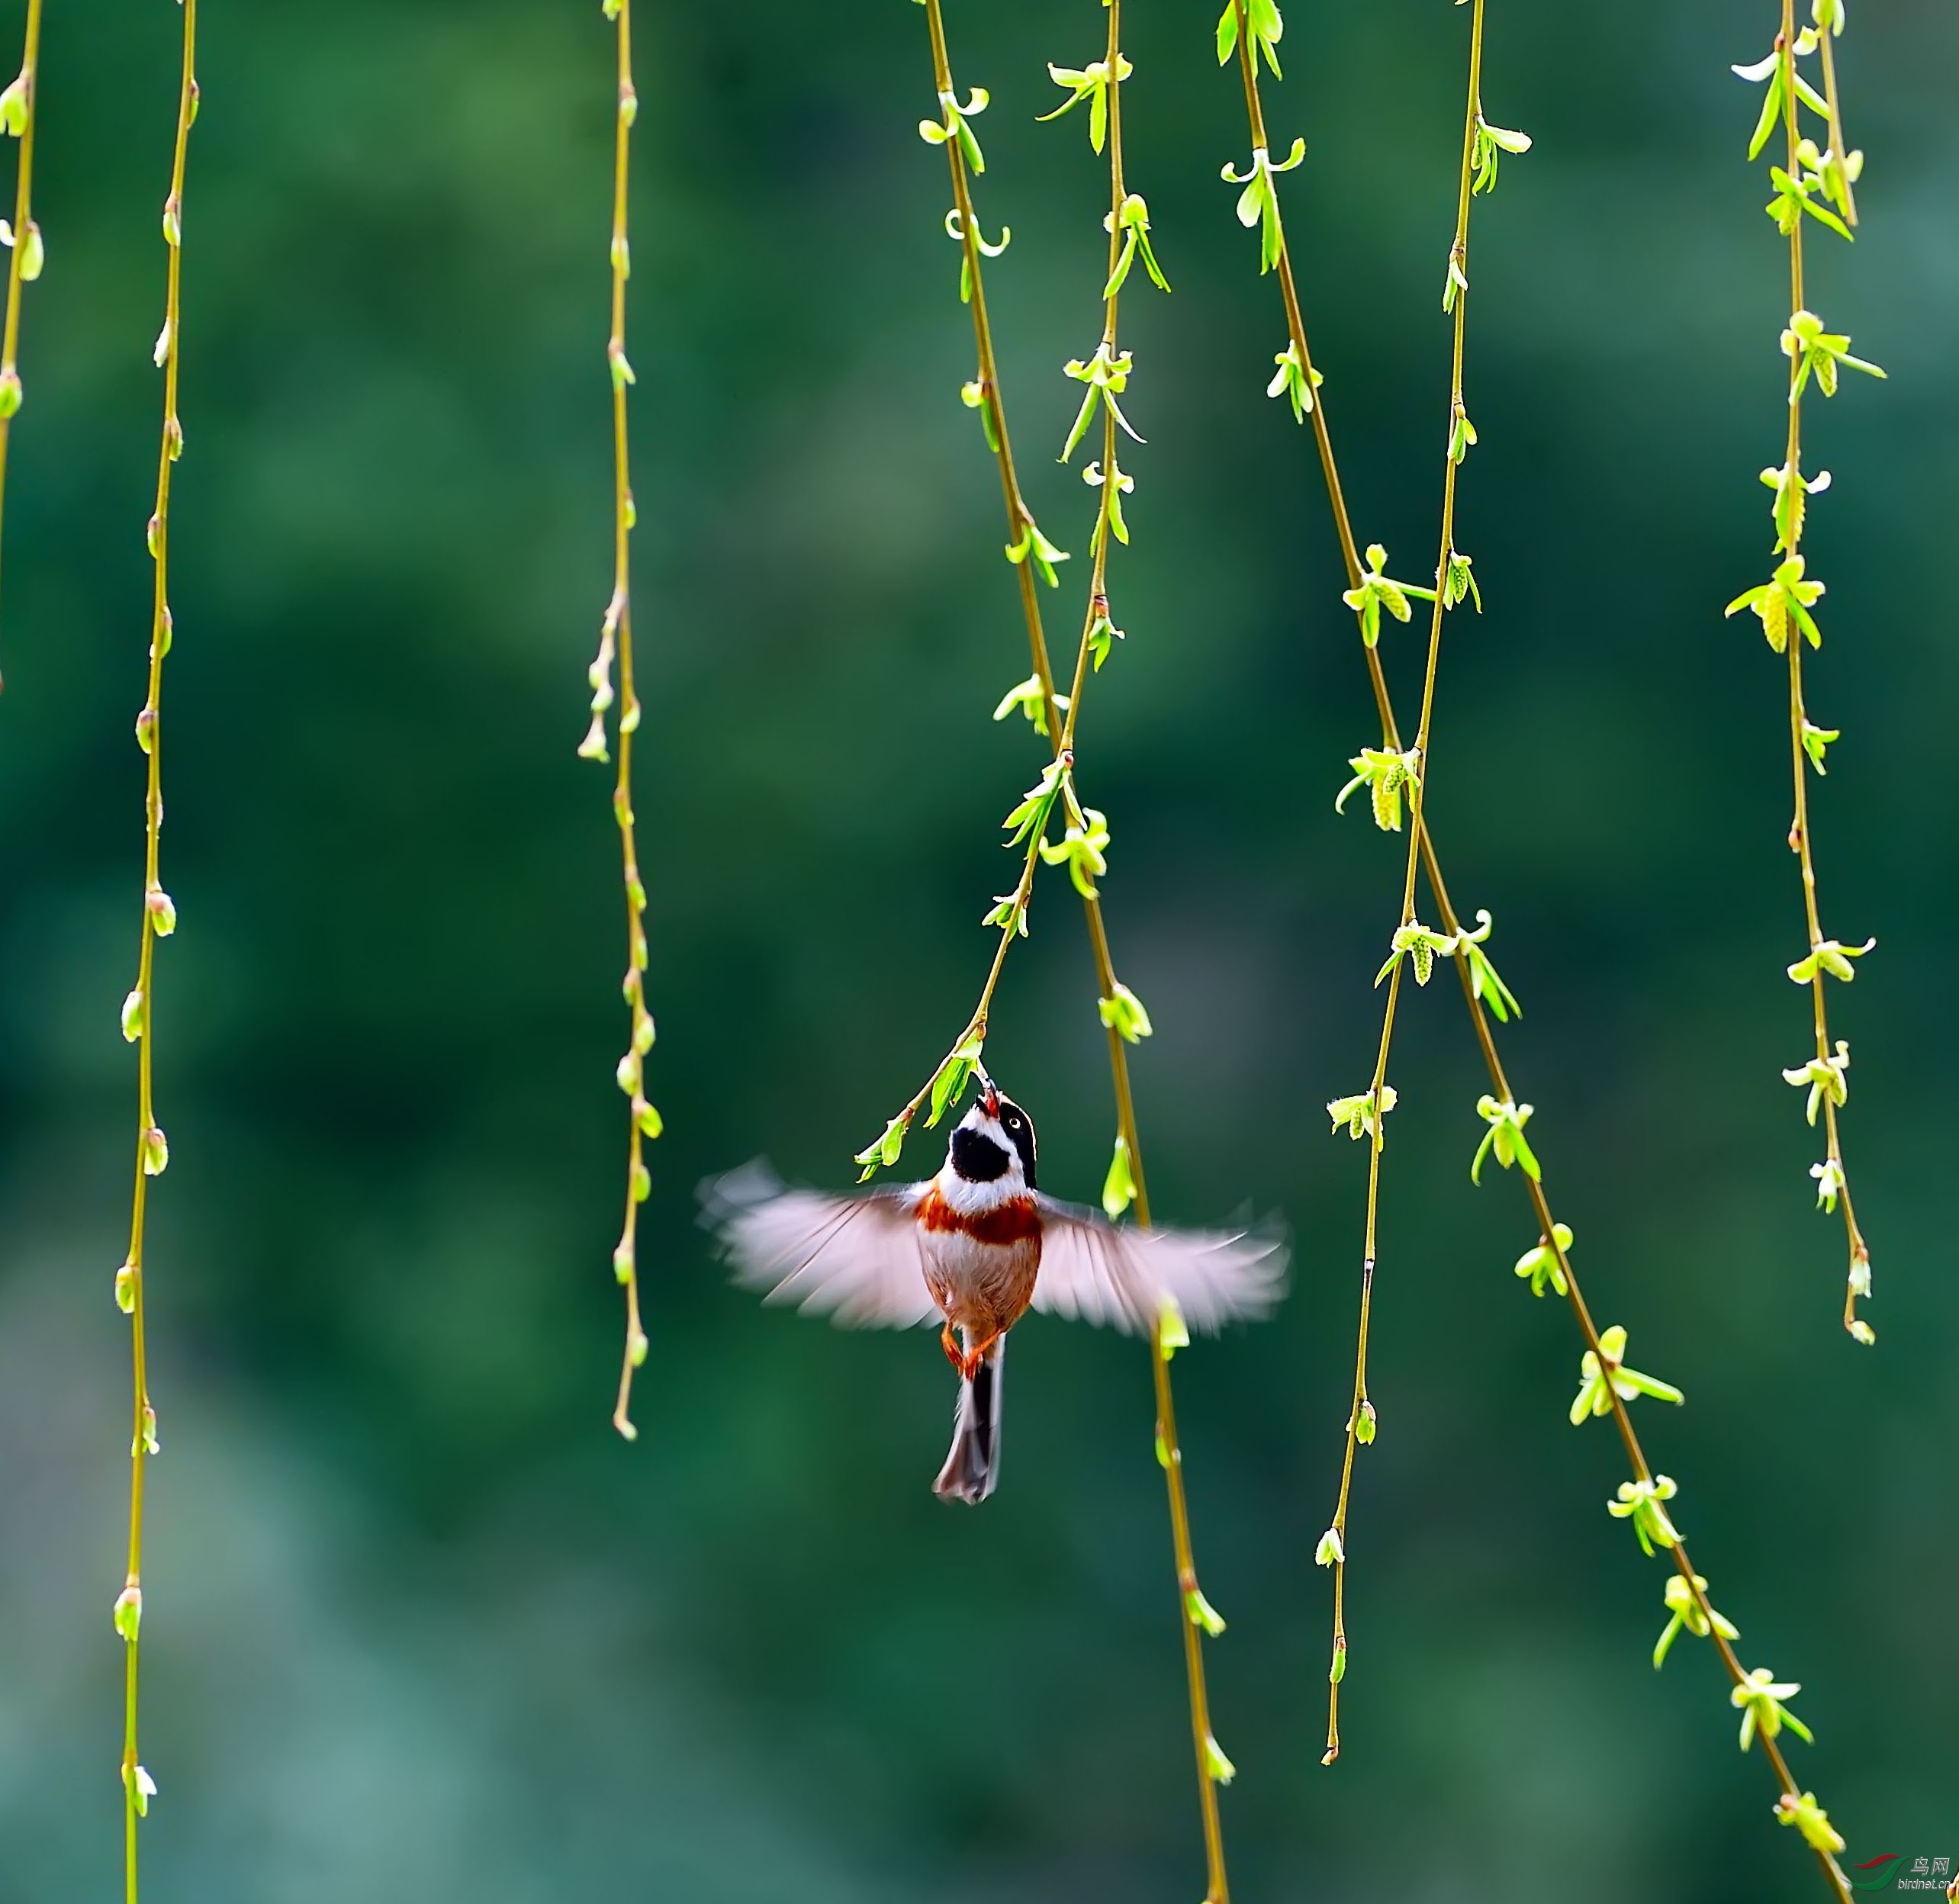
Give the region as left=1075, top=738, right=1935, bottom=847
left=959, top=1330, right=1000, bottom=1382
left=940, top=1323, right=963, bottom=1372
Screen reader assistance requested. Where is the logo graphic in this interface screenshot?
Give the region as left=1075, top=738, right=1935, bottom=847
left=1848, top=1853, right=1957, bottom=1894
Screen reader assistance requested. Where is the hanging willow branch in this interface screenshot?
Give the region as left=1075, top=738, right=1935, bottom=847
left=579, top=0, right=660, bottom=1439
left=0, top=0, right=46, bottom=674
left=881, top=2, right=1234, bottom=1893
left=113, top=2, right=199, bottom=1894
left=1213, top=0, right=1861, bottom=1890
left=1727, top=0, right=1880, bottom=1342
left=1308, top=0, right=1488, bottom=1768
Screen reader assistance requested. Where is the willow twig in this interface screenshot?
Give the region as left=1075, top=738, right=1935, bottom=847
left=579, top=0, right=659, bottom=1439
left=898, top=5, right=1233, bottom=1893
left=1216, top=0, right=1860, bottom=1887
left=1312, top=0, right=1488, bottom=1767
left=0, top=0, right=47, bottom=676
left=113, top=5, right=198, bottom=1894
left=1727, top=0, right=1877, bottom=1340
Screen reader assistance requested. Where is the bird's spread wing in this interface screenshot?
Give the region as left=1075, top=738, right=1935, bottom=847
left=1030, top=1194, right=1288, bottom=1336
left=703, top=1161, right=938, bottom=1329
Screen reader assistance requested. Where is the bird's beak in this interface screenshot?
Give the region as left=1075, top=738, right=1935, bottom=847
left=983, top=1082, right=999, bottom=1118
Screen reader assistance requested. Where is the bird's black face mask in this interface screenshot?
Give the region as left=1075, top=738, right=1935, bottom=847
left=951, top=1127, right=1012, bottom=1184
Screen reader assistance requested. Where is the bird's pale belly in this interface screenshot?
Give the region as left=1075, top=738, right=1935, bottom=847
left=918, top=1188, right=1041, bottom=1340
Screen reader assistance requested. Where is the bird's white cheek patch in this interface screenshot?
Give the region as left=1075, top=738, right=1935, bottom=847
left=937, top=1164, right=1024, bottom=1217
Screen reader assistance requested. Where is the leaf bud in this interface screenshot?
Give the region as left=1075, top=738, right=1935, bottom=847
left=1184, top=1585, right=1227, bottom=1637
left=124, top=1763, right=157, bottom=1816
left=113, top=1584, right=143, bottom=1643
left=855, top=1111, right=910, bottom=1181
left=1156, top=1290, right=1188, bottom=1360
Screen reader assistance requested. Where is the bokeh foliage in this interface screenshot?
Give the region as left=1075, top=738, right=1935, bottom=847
left=0, top=0, right=1953, bottom=1898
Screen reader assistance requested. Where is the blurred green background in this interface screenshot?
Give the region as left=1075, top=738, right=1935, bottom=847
left=0, top=0, right=1952, bottom=1896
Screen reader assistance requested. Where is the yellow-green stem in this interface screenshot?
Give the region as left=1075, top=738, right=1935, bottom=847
left=1321, top=0, right=1485, bottom=1767
left=1432, top=883, right=1853, bottom=1904
left=1218, top=5, right=1860, bottom=1887
left=122, top=5, right=198, bottom=1894
left=597, top=0, right=655, bottom=1439
left=0, top=0, right=45, bottom=680
left=1774, top=0, right=1870, bottom=1339
left=916, top=3, right=1229, bottom=1891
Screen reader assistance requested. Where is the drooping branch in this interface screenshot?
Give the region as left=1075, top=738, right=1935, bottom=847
left=115, top=4, right=202, bottom=1894
left=884, top=7, right=1237, bottom=1893
left=1212, top=0, right=1861, bottom=1888
left=580, top=0, right=661, bottom=1440
left=0, top=0, right=47, bottom=677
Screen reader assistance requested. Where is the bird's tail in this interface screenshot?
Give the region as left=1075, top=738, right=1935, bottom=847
left=933, top=1333, right=1005, bottom=1505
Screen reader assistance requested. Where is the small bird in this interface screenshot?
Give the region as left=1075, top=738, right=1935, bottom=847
left=706, top=1076, right=1286, bottom=1504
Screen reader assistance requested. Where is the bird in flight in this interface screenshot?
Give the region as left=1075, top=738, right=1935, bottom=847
left=706, top=1076, right=1286, bottom=1504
